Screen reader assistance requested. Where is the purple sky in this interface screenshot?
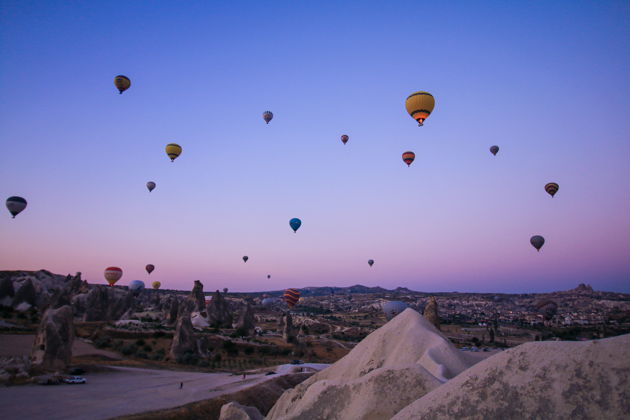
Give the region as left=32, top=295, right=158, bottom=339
left=1, top=1, right=629, bottom=293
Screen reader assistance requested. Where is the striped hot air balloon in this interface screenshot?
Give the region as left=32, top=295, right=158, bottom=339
left=104, top=267, right=123, bottom=286
left=545, top=182, right=559, bottom=198
left=283, top=288, right=300, bottom=309
left=114, top=75, right=131, bottom=94
left=263, top=111, right=273, bottom=124
left=165, top=143, right=182, bottom=162
left=402, top=151, right=415, bottom=167
left=405, top=91, right=435, bottom=126
left=341, top=134, right=349, bottom=145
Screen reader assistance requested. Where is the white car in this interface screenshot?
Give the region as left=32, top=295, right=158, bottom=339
left=63, top=376, right=86, bottom=384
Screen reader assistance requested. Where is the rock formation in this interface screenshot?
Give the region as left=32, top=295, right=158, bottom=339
left=267, top=308, right=475, bottom=420
left=391, top=334, right=630, bottom=420
left=167, top=296, right=179, bottom=324
left=219, top=402, right=264, bottom=420
left=207, top=290, right=233, bottom=328
left=235, top=302, right=256, bottom=335
left=30, top=305, right=74, bottom=372
left=0, top=276, right=15, bottom=307
left=190, top=280, right=206, bottom=315
left=12, top=278, right=37, bottom=309
left=423, top=296, right=440, bottom=330
left=82, top=286, right=134, bottom=321
left=169, top=307, right=199, bottom=362
left=281, top=312, right=297, bottom=343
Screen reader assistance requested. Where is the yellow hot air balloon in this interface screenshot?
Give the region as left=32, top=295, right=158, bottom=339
left=165, top=143, right=182, bottom=162
left=152, top=281, right=161, bottom=290
left=405, top=91, right=435, bottom=126
left=114, top=75, right=131, bottom=94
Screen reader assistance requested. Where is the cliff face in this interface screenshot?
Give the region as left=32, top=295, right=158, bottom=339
left=30, top=305, right=74, bottom=372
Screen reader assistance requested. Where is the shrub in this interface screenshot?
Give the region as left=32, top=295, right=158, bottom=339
left=143, top=345, right=152, bottom=352
left=244, top=346, right=254, bottom=355
left=94, top=337, right=111, bottom=348
left=135, top=338, right=145, bottom=346
left=136, top=352, right=148, bottom=359
left=121, top=344, right=138, bottom=356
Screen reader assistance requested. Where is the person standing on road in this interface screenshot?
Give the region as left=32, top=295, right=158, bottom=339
left=180, top=382, right=183, bottom=389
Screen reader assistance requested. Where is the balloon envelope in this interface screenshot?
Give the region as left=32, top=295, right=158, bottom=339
left=341, top=134, right=349, bottom=144
left=129, top=280, right=145, bottom=291
left=152, top=281, right=161, bottom=290
left=114, top=75, right=131, bottom=94
left=263, top=111, right=273, bottom=124
left=490, top=145, right=499, bottom=156
left=290, top=218, right=302, bottom=233
left=382, top=301, right=408, bottom=320
left=165, top=143, right=182, bottom=162
left=402, top=151, right=415, bottom=167
left=146, top=182, right=156, bottom=192
left=530, top=235, right=545, bottom=251
left=545, top=182, right=559, bottom=198
left=368, top=259, right=374, bottom=267
left=145, top=264, right=155, bottom=274
left=405, top=91, right=435, bottom=126
left=283, top=288, right=301, bottom=309
left=104, top=267, right=123, bottom=286
left=262, top=297, right=275, bottom=306
left=6, top=196, right=27, bottom=218
left=243, top=256, right=249, bottom=263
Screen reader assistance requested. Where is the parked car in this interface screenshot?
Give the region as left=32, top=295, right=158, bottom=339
left=62, top=376, right=86, bottom=384
left=291, top=360, right=304, bottom=365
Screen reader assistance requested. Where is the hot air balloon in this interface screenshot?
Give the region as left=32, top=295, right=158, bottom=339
left=223, top=287, right=228, bottom=294
left=290, top=218, right=302, bottom=233
left=490, top=145, right=499, bottom=156
left=368, top=259, right=374, bottom=267
left=262, top=297, right=275, bottom=306
left=263, top=111, right=273, bottom=124
left=145, top=264, right=155, bottom=274
left=104, top=267, right=123, bottom=286
left=267, top=274, right=271, bottom=279
left=341, top=134, right=349, bottom=145
left=146, top=182, right=156, bottom=192
left=283, top=288, right=301, bottom=309
left=243, top=256, right=249, bottom=263
left=382, top=301, right=408, bottom=320
left=114, top=75, right=131, bottom=94
left=6, top=196, right=27, bottom=218
left=152, top=281, right=161, bottom=290
left=530, top=235, right=545, bottom=252
left=545, top=182, right=559, bottom=198
left=402, top=151, right=415, bottom=167
left=165, top=143, right=182, bottom=162
left=405, top=91, right=435, bottom=126
left=129, top=280, right=145, bottom=291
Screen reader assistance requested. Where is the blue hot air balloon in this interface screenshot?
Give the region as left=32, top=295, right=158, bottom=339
left=289, top=218, right=302, bottom=233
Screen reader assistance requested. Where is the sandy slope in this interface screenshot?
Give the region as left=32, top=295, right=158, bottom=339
left=266, top=308, right=478, bottom=420
left=392, top=334, right=630, bottom=420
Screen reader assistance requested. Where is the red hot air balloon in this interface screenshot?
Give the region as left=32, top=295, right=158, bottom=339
left=341, top=134, right=349, bottom=145
left=402, top=151, right=415, bottom=167
left=283, top=288, right=301, bottom=309
left=145, top=264, right=155, bottom=274
left=104, top=267, right=123, bottom=286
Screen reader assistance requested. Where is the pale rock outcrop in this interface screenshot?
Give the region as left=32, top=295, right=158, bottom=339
left=30, top=305, right=74, bottom=372
left=392, top=334, right=630, bottom=420
left=12, top=278, right=37, bottom=308
left=423, top=296, right=440, bottom=330
left=267, top=308, right=476, bottom=420
left=207, top=289, right=233, bottom=328
left=219, top=401, right=264, bottom=420
left=191, top=311, right=210, bottom=329
left=169, top=309, right=199, bottom=362
left=190, top=280, right=206, bottom=315
left=235, top=302, right=256, bottom=335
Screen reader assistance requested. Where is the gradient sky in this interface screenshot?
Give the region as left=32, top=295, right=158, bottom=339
left=1, top=1, right=629, bottom=293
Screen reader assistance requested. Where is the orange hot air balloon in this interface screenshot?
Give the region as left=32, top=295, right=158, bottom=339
left=405, top=91, right=435, bottom=126
left=104, top=267, right=123, bottom=286
left=283, top=288, right=301, bottom=309
left=145, top=264, right=155, bottom=274
left=341, top=134, right=349, bottom=145
left=402, top=151, right=415, bottom=167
